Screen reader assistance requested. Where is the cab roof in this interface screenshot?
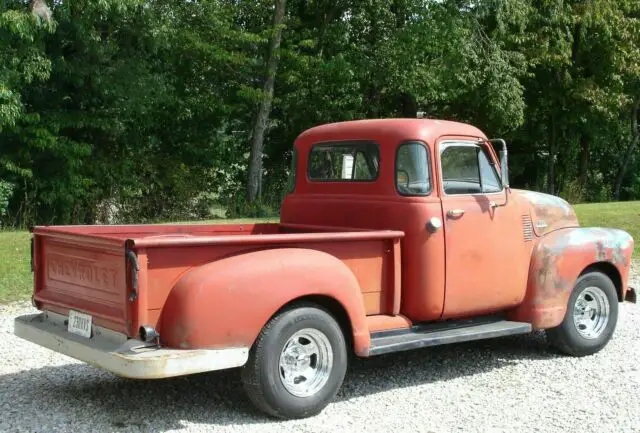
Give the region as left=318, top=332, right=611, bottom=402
left=295, top=118, right=487, bottom=150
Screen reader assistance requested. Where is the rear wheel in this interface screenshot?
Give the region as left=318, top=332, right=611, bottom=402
left=241, top=304, right=347, bottom=419
left=546, top=271, right=618, bottom=357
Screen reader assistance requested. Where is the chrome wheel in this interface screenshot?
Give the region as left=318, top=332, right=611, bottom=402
left=278, top=328, right=333, bottom=397
left=572, top=286, right=610, bottom=339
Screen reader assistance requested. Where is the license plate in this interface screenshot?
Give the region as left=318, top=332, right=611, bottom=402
left=68, top=310, right=92, bottom=338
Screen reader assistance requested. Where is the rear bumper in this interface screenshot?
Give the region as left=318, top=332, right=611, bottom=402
left=14, top=312, right=249, bottom=379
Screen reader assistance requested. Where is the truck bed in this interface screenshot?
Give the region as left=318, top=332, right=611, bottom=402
left=31, top=222, right=403, bottom=339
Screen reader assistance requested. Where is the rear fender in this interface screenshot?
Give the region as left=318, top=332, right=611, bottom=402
left=509, top=228, right=633, bottom=329
left=159, top=248, right=370, bottom=355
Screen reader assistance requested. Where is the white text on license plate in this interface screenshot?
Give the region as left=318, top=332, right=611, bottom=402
left=68, top=310, right=92, bottom=338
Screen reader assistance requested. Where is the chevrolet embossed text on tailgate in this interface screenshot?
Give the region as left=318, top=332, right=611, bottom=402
left=48, top=255, right=119, bottom=290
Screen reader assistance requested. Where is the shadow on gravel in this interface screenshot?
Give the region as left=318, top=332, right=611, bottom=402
left=0, top=332, right=561, bottom=430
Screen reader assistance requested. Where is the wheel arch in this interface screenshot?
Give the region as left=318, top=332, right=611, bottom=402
left=270, top=294, right=354, bottom=351
left=580, top=262, right=623, bottom=302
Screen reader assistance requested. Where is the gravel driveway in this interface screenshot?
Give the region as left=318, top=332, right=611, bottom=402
left=1, top=268, right=639, bottom=433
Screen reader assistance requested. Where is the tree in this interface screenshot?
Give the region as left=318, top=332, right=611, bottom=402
left=2, top=0, right=640, bottom=227
left=247, top=0, right=287, bottom=202
left=614, top=99, right=640, bottom=199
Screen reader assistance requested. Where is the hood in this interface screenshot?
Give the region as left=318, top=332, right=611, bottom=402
left=514, top=190, right=579, bottom=236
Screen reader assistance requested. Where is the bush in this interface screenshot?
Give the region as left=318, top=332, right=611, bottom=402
left=623, top=176, right=640, bottom=201
left=585, top=171, right=611, bottom=203
left=560, top=179, right=585, bottom=204
left=224, top=197, right=278, bottom=219
left=0, top=181, right=15, bottom=226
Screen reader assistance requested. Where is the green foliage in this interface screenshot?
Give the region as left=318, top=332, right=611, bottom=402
left=0, top=180, right=13, bottom=222
left=560, top=179, right=586, bottom=204
left=0, top=0, right=639, bottom=226
left=224, top=197, right=279, bottom=219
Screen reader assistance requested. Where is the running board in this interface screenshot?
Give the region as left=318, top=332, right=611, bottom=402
left=369, top=319, right=532, bottom=356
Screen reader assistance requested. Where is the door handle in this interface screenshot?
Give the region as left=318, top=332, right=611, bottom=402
left=447, top=209, right=465, bottom=218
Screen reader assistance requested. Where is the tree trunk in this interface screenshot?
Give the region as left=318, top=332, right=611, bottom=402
left=578, top=133, right=589, bottom=188
left=247, top=0, right=286, bottom=202
left=613, top=99, right=640, bottom=200
left=400, top=92, right=417, bottom=117
left=548, top=115, right=557, bottom=195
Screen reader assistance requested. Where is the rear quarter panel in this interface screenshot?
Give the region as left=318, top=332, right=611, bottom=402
left=158, top=248, right=373, bottom=355
left=508, top=227, right=634, bottom=328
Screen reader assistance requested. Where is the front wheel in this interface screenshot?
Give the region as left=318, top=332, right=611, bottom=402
left=546, top=271, right=618, bottom=357
left=241, top=304, right=348, bottom=419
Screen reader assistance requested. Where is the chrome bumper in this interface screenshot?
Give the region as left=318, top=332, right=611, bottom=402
left=14, top=312, right=249, bottom=379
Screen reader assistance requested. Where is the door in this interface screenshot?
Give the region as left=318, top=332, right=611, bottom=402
left=439, top=140, right=527, bottom=318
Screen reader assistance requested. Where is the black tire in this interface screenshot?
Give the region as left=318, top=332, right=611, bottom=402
left=546, top=271, right=618, bottom=357
left=241, top=304, right=348, bottom=419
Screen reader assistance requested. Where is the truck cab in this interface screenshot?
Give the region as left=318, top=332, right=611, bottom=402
left=282, top=119, right=602, bottom=327
left=15, top=119, right=635, bottom=420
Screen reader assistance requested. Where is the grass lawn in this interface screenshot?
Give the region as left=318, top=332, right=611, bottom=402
left=574, top=201, right=640, bottom=256
left=0, top=231, right=32, bottom=304
left=0, top=205, right=637, bottom=304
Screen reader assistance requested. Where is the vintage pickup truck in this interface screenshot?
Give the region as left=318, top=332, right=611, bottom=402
left=15, top=119, right=636, bottom=419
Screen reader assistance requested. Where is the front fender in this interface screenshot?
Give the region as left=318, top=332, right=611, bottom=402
left=509, top=227, right=633, bottom=329
left=159, top=248, right=370, bottom=355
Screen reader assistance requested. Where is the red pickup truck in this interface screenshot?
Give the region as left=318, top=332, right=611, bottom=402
left=15, top=119, right=635, bottom=419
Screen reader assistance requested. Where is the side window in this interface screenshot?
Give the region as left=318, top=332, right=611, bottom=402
left=441, top=144, right=503, bottom=195
left=396, top=142, right=431, bottom=195
left=479, top=149, right=502, bottom=193
left=441, top=146, right=481, bottom=194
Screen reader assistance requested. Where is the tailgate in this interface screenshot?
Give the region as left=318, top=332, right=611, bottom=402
left=33, top=230, right=131, bottom=335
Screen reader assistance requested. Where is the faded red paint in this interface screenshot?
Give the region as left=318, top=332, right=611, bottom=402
left=160, top=248, right=374, bottom=354
left=30, top=119, right=635, bottom=358
left=509, top=227, right=634, bottom=328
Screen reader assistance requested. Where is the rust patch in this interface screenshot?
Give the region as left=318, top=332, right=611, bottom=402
left=595, top=241, right=607, bottom=261
left=536, top=246, right=569, bottom=297
left=611, top=245, right=628, bottom=267
left=536, top=246, right=557, bottom=291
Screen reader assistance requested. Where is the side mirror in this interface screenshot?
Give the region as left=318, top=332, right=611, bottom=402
left=486, top=138, right=510, bottom=210
left=499, top=148, right=509, bottom=188
left=489, top=138, right=509, bottom=189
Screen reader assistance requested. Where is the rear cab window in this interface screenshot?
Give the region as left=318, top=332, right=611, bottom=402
left=308, top=141, right=379, bottom=182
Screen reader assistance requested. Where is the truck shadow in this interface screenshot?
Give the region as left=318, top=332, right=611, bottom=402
left=0, top=331, right=559, bottom=430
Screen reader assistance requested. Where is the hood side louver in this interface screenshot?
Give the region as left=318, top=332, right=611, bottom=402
left=522, top=215, right=534, bottom=242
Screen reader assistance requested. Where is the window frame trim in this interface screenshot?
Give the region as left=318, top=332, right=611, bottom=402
left=395, top=140, right=433, bottom=197
left=439, top=140, right=504, bottom=197
left=306, top=140, right=381, bottom=183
